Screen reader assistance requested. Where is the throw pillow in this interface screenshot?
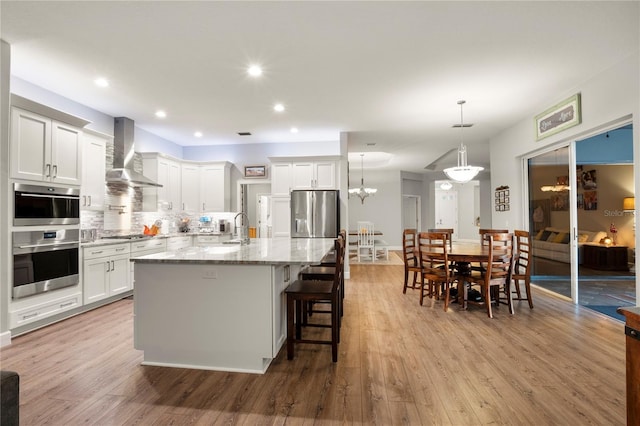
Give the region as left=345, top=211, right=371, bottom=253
left=539, top=230, right=552, bottom=241
left=578, top=233, right=589, bottom=243
left=546, top=232, right=558, bottom=242
left=535, top=229, right=545, bottom=240
left=561, top=233, right=571, bottom=244
left=553, top=232, right=566, bottom=243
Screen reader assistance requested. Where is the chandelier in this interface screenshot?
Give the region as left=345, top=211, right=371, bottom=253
left=349, top=153, right=377, bottom=203
left=443, top=100, right=484, bottom=183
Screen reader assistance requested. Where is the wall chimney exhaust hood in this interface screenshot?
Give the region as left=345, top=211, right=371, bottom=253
left=106, top=117, right=162, bottom=187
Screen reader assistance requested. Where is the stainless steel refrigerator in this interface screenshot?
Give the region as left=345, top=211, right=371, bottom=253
left=291, top=190, right=340, bottom=238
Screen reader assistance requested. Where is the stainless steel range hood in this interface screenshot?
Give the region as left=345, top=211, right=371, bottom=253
left=106, top=117, right=162, bottom=187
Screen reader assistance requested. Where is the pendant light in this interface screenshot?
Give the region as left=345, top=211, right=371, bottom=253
left=349, top=153, right=377, bottom=203
left=443, top=100, right=484, bottom=183
left=540, top=149, right=570, bottom=192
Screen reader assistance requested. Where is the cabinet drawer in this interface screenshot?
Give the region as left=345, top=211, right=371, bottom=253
left=131, top=239, right=167, bottom=254
left=167, top=236, right=192, bottom=250
left=10, top=292, right=82, bottom=328
left=84, top=243, right=130, bottom=259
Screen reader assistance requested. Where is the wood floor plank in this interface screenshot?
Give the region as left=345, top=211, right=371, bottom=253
left=0, top=262, right=628, bottom=425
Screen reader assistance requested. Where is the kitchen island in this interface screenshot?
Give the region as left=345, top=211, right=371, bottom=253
left=131, top=237, right=334, bottom=374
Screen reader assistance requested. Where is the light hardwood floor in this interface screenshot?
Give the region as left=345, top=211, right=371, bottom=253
left=0, top=263, right=627, bottom=425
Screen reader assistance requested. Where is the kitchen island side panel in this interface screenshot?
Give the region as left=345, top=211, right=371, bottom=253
left=134, top=263, right=275, bottom=373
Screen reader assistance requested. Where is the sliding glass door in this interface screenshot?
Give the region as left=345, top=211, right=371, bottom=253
left=525, top=123, right=635, bottom=317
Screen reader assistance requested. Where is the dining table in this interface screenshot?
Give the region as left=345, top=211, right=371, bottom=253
left=448, top=241, right=490, bottom=309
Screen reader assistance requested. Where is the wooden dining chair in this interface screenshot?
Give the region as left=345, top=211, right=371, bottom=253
left=286, top=237, right=343, bottom=362
left=472, top=228, right=509, bottom=272
left=427, top=228, right=453, bottom=250
left=418, top=231, right=455, bottom=311
left=402, top=228, right=421, bottom=293
left=512, top=230, right=533, bottom=309
left=357, top=221, right=375, bottom=262
left=465, top=232, right=515, bottom=318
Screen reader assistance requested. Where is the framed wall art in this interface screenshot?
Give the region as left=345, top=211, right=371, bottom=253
left=244, top=165, right=267, bottom=178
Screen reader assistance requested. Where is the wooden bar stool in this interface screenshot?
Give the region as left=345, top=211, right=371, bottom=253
left=286, top=238, right=343, bottom=362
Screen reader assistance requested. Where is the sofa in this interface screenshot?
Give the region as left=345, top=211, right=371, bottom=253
left=1, top=370, right=19, bottom=426
left=532, top=227, right=608, bottom=264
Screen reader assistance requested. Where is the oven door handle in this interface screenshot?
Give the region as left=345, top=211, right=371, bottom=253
left=20, top=193, right=80, bottom=200
left=18, top=241, right=80, bottom=249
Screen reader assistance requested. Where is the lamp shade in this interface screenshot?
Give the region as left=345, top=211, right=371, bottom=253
left=623, top=197, right=635, bottom=211
left=444, top=166, right=483, bottom=184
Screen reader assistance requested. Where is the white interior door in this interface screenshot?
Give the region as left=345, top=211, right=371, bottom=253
left=257, top=194, right=271, bottom=237
left=402, top=195, right=420, bottom=231
left=435, top=189, right=458, bottom=239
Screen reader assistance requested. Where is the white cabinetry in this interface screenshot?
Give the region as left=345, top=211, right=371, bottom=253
left=292, top=161, right=336, bottom=189
left=271, top=162, right=293, bottom=196
left=10, top=292, right=82, bottom=328
left=181, top=163, right=200, bottom=212
left=166, top=235, right=193, bottom=251
left=130, top=238, right=167, bottom=286
left=272, top=264, right=299, bottom=356
left=83, top=243, right=131, bottom=305
left=81, top=131, right=108, bottom=210
left=271, top=196, right=291, bottom=237
left=142, top=154, right=181, bottom=211
left=200, top=162, right=231, bottom=212
left=10, top=106, right=84, bottom=185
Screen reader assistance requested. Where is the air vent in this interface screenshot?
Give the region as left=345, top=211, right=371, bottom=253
left=452, top=124, right=473, bottom=128
left=237, top=132, right=252, bottom=136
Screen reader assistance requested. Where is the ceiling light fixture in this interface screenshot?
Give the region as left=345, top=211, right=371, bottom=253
left=194, top=131, right=203, bottom=138
left=155, top=110, right=167, bottom=119
left=348, top=153, right=377, bottom=204
left=290, top=127, right=298, bottom=133
left=440, top=181, right=453, bottom=190
left=94, top=77, right=109, bottom=88
left=443, top=100, right=484, bottom=183
left=273, top=103, right=285, bottom=112
left=247, top=65, right=263, bottom=77
left=540, top=149, right=570, bottom=192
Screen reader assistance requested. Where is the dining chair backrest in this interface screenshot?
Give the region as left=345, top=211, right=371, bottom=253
left=427, top=228, right=453, bottom=250
left=357, top=221, right=375, bottom=247
left=513, top=230, right=531, bottom=278
left=479, top=228, right=509, bottom=246
left=418, top=232, right=450, bottom=280
left=484, top=232, right=514, bottom=284
left=402, top=228, right=418, bottom=265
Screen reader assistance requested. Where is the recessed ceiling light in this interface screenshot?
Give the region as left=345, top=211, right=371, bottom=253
left=194, top=131, right=203, bottom=138
left=290, top=127, right=299, bottom=134
left=155, top=110, right=167, bottom=119
left=94, top=77, right=109, bottom=88
left=247, top=65, right=263, bottom=77
left=273, top=103, right=285, bottom=112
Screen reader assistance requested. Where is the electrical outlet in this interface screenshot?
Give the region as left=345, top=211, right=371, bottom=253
left=203, top=270, right=217, bottom=279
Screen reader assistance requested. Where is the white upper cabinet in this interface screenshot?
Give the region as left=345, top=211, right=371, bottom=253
left=81, top=131, right=108, bottom=210
left=10, top=106, right=83, bottom=185
left=181, top=163, right=200, bottom=212
left=272, top=159, right=337, bottom=194
left=271, top=162, right=293, bottom=196
left=200, top=162, right=231, bottom=212
left=142, top=154, right=181, bottom=211
left=292, top=161, right=336, bottom=189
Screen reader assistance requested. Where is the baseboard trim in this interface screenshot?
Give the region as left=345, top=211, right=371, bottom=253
left=0, top=330, right=12, bottom=347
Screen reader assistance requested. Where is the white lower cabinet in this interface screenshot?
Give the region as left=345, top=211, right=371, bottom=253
left=130, top=239, right=167, bottom=286
left=166, top=235, right=193, bottom=251
left=272, top=264, right=299, bottom=356
left=10, top=292, right=82, bottom=328
left=83, top=244, right=131, bottom=304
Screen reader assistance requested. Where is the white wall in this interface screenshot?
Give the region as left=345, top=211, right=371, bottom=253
left=489, top=53, right=639, bottom=233
left=348, top=169, right=403, bottom=247
left=1, top=40, right=11, bottom=339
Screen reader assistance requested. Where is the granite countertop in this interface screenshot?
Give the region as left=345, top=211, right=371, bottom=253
left=130, top=237, right=334, bottom=265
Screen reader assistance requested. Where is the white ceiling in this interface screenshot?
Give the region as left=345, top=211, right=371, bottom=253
left=1, top=1, right=638, bottom=174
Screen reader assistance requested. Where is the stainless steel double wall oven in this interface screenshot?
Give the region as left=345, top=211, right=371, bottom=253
left=12, top=183, right=81, bottom=299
